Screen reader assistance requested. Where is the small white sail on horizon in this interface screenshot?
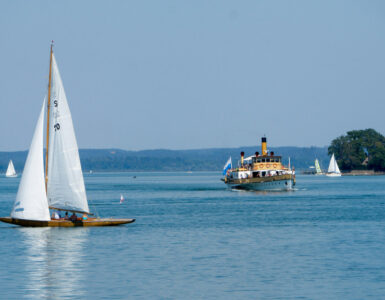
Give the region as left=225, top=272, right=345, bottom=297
left=315, top=159, right=322, bottom=175
left=11, top=101, right=51, bottom=221
left=47, top=54, right=89, bottom=214
left=5, top=160, right=17, bottom=177
left=326, top=153, right=341, bottom=177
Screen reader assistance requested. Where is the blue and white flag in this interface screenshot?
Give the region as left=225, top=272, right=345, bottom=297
left=223, top=157, right=232, bottom=175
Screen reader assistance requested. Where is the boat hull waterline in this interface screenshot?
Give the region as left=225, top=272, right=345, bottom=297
left=325, top=173, right=342, bottom=177
left=0, top=217, right=135, bottom=227
left=225, top=174, right=295, bottom=191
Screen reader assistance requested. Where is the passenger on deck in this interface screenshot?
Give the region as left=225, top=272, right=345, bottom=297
left=64, top=212, right=69, bottom=220
left=69, top=213, right=77, bottom=221
left=82, top=213, right=88, bottom=220
left=52, top=211, right=60, bottom=220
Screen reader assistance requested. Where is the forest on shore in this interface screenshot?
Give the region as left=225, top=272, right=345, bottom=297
left=328, top=129, right=385, bottom=171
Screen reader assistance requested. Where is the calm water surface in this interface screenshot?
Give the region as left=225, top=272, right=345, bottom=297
left=1, top=172, right=385, bottom=299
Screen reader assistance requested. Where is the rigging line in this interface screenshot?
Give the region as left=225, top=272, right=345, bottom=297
left=87, top=197, right=100, bottom=218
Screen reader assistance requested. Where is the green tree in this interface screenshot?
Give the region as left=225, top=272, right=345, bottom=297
left=328, top=129, right=385, bottom=171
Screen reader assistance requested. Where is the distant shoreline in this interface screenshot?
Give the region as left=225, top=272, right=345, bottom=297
left=0, top=146, right=329, bottom=173
left=342, top=170, right=385, bottom=176
left=301, top=170, right=385, bottom=176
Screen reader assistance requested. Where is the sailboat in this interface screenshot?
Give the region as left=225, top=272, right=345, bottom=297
left=5, top=160, right=17, bottom=177
left=314, top=158, right=323, bottom=175
left=326, top=153, right=341, bottom=177
left=0, top=43, right=135, bottom=227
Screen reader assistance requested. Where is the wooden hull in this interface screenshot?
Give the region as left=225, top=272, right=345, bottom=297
left=0, top=217, right=135, bottom=227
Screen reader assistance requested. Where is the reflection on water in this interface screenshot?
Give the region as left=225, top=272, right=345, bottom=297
left=20, top=228, right=89, bottom=299
left=1, top=173, right=385, bottom=299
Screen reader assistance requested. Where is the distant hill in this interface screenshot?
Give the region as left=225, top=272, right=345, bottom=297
left=0, top=146, right=329, bottom=173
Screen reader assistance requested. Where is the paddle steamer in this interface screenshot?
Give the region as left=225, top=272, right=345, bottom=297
left=223, top=137, right=295, bottom=191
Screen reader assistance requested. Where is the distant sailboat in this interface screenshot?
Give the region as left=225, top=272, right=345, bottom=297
left=120, top=194, right=124, bottom=204
left=315, top=159, right=323, bottom=175
left=5, top=160, right=17, bottom=177
left=0, top=43, right=135, bottom=227
left=326, top=154, right=341, bottom=177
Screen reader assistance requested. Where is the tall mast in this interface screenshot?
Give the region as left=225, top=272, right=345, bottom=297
left=45, top=41, right=54, bottom=192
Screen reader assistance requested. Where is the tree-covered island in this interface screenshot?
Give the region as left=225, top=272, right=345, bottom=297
left=328, top=129, right=385, bottom=172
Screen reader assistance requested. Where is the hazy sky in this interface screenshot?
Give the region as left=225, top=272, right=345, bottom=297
left=1, top=1, right=385, bottom=151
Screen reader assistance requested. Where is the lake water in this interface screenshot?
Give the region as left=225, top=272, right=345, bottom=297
left=1, top=172, right=385, bottom=299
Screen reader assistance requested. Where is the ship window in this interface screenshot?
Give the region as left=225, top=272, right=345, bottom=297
left=262, top=158, right=266, bottom=162
left=257, top=159, right=261, bottom=163
left=261, top=171, right=266, bottom=177
left=266, top=158, right=270, bottom=162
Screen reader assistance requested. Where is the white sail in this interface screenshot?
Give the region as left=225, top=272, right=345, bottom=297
left=328, top=154, right=335, bottom=173
left=315, top=159, right=322, bottom=174
left=328, top=154, right=341, bottom=174
left=11, top=101, right=50, bottom=221
left=5, top=160, right=17, bottom=177
left=47, top=54, right=89, bottom=213
left=334, top=158, right=341, bottom=174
